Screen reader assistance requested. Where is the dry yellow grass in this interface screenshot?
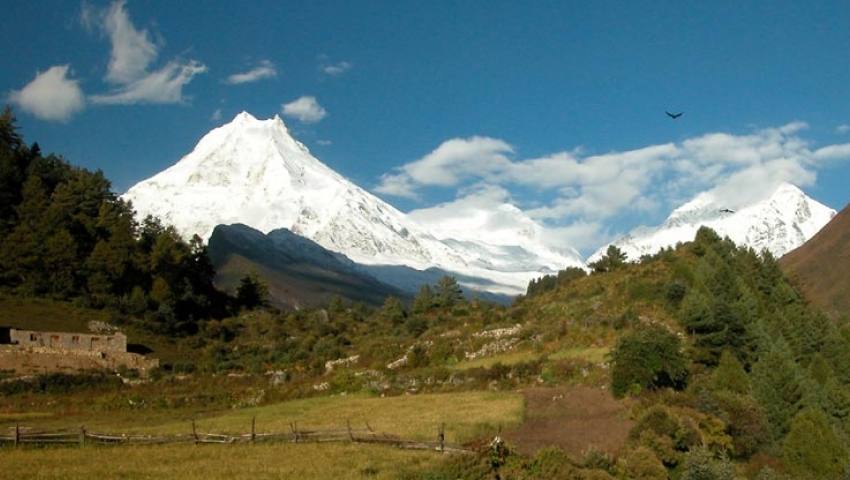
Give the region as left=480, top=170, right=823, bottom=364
left=134, top=390, right=524, bottom=443
left=0, top=442, right=436, bottom=479
left=4, top=390, right=524, bottom=445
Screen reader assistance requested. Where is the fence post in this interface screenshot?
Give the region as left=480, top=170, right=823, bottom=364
left=79, top=426, right=85, bottom=447
left=438, top=423, right=445, bottom=452
left=290, top=422, right=298, bottom=443
left=347, top=419, right=354, bottom=442
left=251, top=416, right=256, bottom=443
left=192, top=419, right=198, bottom=444
left=14, top=424, right=19, bottom=447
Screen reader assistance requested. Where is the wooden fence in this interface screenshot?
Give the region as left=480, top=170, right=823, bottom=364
left=0, top=420, right=472, bottom=454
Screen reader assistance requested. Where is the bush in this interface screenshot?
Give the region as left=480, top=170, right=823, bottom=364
left=616, top=446, right=667, bottom=480
left=711, top=392, right=769, bottom=459
left=610, top=324, right=689, bottom=397
left=666, top=281, right=687, bottom=304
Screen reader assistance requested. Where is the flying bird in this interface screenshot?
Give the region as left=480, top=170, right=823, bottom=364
left=666, top=111, right=684, bottom=119
left=719, top=208, right=735, bottom=214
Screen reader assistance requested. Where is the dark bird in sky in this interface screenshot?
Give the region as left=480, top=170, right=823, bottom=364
left=666, top=111, right=684, bottom=119
left=719, top=208, right=735, bottom=214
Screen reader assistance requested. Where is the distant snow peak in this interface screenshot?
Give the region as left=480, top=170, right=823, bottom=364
left=123, top=112, right=584, bottom=297
left=590, top=182, right=836, bottom=262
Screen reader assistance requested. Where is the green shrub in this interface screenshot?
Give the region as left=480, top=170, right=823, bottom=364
left=679, top=447, right=734, bottom=480
left=0, top=371, right=122, bottom=395
left=710, top=391, right=768, bottom=459
left=616, top=446, right=667, bottom=480
left=610, top=324, right=688, bottom=397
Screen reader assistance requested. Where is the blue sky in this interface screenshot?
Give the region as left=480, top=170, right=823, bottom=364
left=3, top=1, right=850, bottom=254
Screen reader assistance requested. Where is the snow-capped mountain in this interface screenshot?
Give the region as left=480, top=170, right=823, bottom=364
left=409, top=197, right=584, bottom=275
left=123, top=112, right=583, bottom=296
left=588, top=183, right=836, bottom=263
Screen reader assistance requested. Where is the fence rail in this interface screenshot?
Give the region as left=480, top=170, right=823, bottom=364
left=0, top=420, right=472, bottom=454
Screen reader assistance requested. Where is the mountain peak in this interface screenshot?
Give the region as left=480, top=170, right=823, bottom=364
left=770, top=181, right=806, bottom=201
left=233, top=111, right=258, bottom=122
left=590, top=184, right=835, bottom=262
left=123, top=115, right=584, bottom=297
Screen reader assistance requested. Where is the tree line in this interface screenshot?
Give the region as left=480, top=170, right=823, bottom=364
left=0, top=108, right=263, bottom=335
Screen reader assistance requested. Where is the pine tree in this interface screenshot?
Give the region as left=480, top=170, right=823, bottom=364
left=412, top=284, right=434, bottom=314
left=751, top=342, right=805, bottom=440
left=713, top=351, right=751, bottom=394
left=782, top=408, right=850, bottom=480
left=590, top=245, right=627, bottom=273
left=808, top=353, right=834, bottom=386
left=235, top=274, right=268, bottom=311
left=436, top=275, right=463, bottom=308
left=44, top=228, right=80, bottom=297
left=380, top=296, right=406, bottom=326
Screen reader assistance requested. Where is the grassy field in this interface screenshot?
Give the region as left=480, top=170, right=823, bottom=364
left=450, top=345, right=610, bottom=371
left=0, top=390, right=522, bottom=478
left=2, top=390, right=524, bottom=444
left=0, top=442, right=436, bottom=479
left=549, top=346, right=609, bottom=363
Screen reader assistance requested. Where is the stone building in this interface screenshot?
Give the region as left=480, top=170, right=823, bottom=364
left=9, top=329, right=128, bottom=353
left=0, top=327, right=158, bottom=376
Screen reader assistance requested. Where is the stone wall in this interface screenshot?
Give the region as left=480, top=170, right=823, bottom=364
left=0, top=345, right=159, bottom=376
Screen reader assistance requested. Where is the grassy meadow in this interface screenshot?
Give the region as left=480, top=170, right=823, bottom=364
left=0, top=390, right=523, bottom=478
left=2, top=389, right=523, bottom=443
left=0, top=442, right=436, bottom=480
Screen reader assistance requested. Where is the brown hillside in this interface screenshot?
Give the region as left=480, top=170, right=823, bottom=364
left=781, top=204, right=850, bottom=319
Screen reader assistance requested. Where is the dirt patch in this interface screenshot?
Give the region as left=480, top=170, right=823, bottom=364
left=502, top=386, right=634, bottom=458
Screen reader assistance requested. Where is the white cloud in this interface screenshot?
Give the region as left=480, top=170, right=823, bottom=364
left=541, top=221, right=613, bottom=254
left=90, top=60, right=207, bottom=105
left=101, top=0, right=157, bottom=85
left=281, top=96, right=327, bottom=123
left=210, top=108, right=222, bottom=121
left=316, top=139, right=332, bottom=146
left=225, top=60, right=277, bottom=85
left=813, top=143, right=850, bottom=162
left=377, top=122, right=850, bottom=254
left=376, top=137, right=513, bottom=196
left=88, top=0, right=205, bottom=105
left=8, top=65, right=85, bottom=122
left=836, top=124, right=850, bottom=134
left=374, top=173, right=419, bottom=199
left=79, top=1, right=99, bottom=32
left=322, top=60, right=352, bottom=76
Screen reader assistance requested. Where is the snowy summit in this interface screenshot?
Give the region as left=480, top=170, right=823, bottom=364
left=123, top=112, right=585, bottom=296
left=589, top=182, right=836, bottom=263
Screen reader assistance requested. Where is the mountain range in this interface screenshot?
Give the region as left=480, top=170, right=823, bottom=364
left=123, top=112, right=583, bottom=299
left=124, top=112, right=837, bottom=305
